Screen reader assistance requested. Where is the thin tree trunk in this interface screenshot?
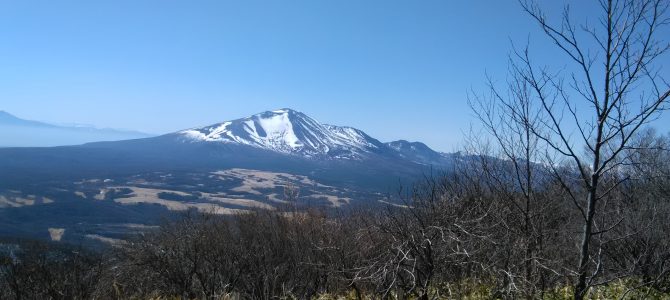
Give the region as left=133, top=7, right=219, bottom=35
left=574, top=182, right=598, bottom=300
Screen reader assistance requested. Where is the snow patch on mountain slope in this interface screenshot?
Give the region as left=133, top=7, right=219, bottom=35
left=178, top=108, right=384, bottom=159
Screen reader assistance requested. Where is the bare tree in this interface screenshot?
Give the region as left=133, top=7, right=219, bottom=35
left=0, top=240, right=102, bottom=300
left=493, top=0, right=670, bottom=298
left=468, top=63, right=557, bottom=297
left=614, top=129, right=670, bottom=296
left=360, top=171, right=498, bottom=299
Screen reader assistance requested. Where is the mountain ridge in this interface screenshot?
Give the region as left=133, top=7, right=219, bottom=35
left=174, top=108, right=445, bottom=163
left=0, top=111, right=154, bottom=147
left=0, top=108, right=455, bottom=189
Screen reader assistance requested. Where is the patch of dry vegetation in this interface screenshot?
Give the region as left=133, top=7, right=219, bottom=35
left=112, top=186, right=246, bottom=215
left=0, top=193, right=54, bottom=208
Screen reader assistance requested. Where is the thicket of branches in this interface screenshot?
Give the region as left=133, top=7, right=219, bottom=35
left=467, top=0, right=670, bottom=298
left=1, top=130, right=670, bottom=299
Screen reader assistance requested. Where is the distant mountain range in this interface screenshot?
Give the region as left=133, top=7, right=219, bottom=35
left=0, top=108, right=457, bottom=244
left=0, top=111, right=153, bottom=147
left=0, top=108, right=453, bottom=188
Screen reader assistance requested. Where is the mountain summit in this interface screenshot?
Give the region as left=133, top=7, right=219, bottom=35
left=178, top=108, right=385, bottom=159
left=385, top=140, right=448, bottom=165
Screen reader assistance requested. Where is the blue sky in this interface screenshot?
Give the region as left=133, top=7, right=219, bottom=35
left=0, top=0, right=668, bottom=151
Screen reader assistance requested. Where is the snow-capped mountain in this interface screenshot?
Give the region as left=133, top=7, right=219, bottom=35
left=178, top=109, right=386, bottom=159
left=0, top=109, right=456, bottom=243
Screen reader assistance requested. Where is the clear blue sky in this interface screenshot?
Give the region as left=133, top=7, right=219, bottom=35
left=1, top=0, right=668, bottom=151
